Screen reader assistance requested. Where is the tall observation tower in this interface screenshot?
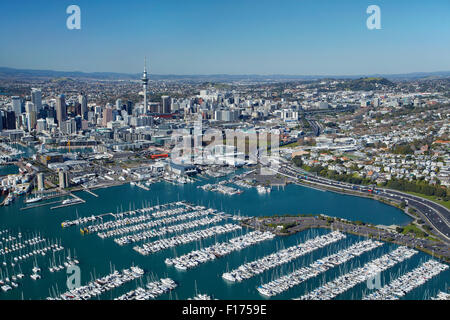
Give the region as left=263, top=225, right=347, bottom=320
left=141, top=58, right=149, bottom=111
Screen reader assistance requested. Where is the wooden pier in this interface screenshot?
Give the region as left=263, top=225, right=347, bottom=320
left=136, top=183, right=150, bottom=191
left=83, top=188, right=99, bottom=197
left=50, top=194, right=85, bottom=210
left=21, top=200, right=62, bottom=210
left=20, top=192, right=86, bottom=211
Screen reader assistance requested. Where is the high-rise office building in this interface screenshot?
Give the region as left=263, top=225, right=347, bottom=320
left=25, top=101, right=35, bottom=113
left=25, top=101, right=37, bottom=131
left=78, top=93, right=88, bottom=120
left=37, top=173, right=45, bottom=191
left=31, top=88, right=42, bottom=112
left=115, top=99, right=123, bottom=110
left=61, top=119, right=77, bottom=135
left=214, top=109, right=240, bottom=122
left=4, top=111, right=16, bottom=129
left=11, top=96, right=22, bottom=115
left=102, top=107, right=113, bottom=127
left=161, top=95, right=171, bottom=114
left=36, top=118, right=47, bottom=133
left=58, top=170, right=70, bottom=189
left=126, top=101, right=133, bottom=115
left=56, top=94, right=67, bottom=126
left=149, top=102, right=159, bottom=114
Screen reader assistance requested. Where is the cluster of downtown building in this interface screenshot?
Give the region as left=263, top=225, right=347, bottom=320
left=0, top=85, right=285, bottom=145
left=0, top=91, right=172, bottom=138
left=1, top=89, right=88, bottom=135
left=0, top=78, right=448, bottom=132
left=0, top=76, right=448, bottom=182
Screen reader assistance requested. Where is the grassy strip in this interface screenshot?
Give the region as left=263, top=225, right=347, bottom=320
left=404, top=191, right=450, bottom=210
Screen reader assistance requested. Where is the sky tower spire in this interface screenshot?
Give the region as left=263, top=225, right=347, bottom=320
left=141, top=57, right=149, bottom=112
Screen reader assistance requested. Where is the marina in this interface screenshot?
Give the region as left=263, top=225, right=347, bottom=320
left=133, top=224, right=242, bottom=255
left=0, top=181, right=447, bottom=300
left=189, top=293, right=216, bottom=300
left=363, top=259, right=449, bottom=300
left=61, top=202, right=191, bottom=230
left=431, top=291, right=450, bottom=300
left=198, top=182, right=244, bottom=196
left=108, top=215, right=223, bottom=242
left=297, top=246, right=418, bottom=300
left=0, top=229, right=75, bottom=295
left=257, top=186, right=272, bottom=194
left=0, top=144, right=24, bottom=163
left=112, top=213, right=221, bottom=244
left=222, top=231, right=346, bottom=283
left=165, top=231, right=276, bottom=271
left=0, top=230, right=64, bottom=264
left=48, top=266, right=145, bottom=300
left=115, top=277, right=177, bottom=300
left=257, top=239, right=384, bottom=297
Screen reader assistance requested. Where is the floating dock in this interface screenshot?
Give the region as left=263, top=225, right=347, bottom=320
left=21, top=200, right=62, bottom=210
left=50, top=194, right=86, bottom=210
left=136, top=183, right=150, bottom=191
left=83, top=188, right=99, bottom=197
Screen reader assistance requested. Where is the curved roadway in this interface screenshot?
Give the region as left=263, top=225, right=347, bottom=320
left=264, top=160, right=450, bottom=242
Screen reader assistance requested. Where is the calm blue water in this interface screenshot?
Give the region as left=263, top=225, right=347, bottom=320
left=46, top=148, right=94, bottom=154
left=0, top=165, right=19, bottom=176
left=0, top=178, right=447, bottom=300
left=9, top=144, right=35, bottom=158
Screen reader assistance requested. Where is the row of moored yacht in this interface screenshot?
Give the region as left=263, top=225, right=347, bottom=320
left=1, top=233, right=46, bottom=256
left=133, top=224, right=242, bottom=255
left=431, top=291, right=450, bottom=300
left=188, top=293, right=216, bottom=300
left=2, top=233, right=64, bottom=267
left=106, top=209, right=214, bottom=240
left=198, top=183, right=243, bottom=195
left=165, top=231, right=275, bottom=271
left=297, top=246, right=418, bottom=300
left=48, top=266, right=145, bottom=300
left=113, top=215, right=223, bottom=245
left=363, top=259, right=449, bottom=300
left=115, top=278, right=177, bottom=300
left=222, top=231, right=347, bottom=283
left=257, top=239, right=384, bottom=297
left=91, top=206, right=189, bottom=234
left=61, top=201, right=190, bottom=229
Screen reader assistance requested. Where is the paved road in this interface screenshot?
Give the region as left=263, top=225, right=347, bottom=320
left=267, top=161, right=450, bottom=242
left=306, top=118, right=321, bottom=137
left=246, top=216, right=450, bottom=260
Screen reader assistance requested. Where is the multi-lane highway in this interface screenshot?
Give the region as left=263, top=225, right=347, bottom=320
left=267, top=161, right=450, bottom=242
left=306, top=118, right=322, bottom=137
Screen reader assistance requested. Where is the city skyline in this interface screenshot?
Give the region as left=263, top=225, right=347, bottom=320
left=1, top=0, right=449, bottom=75
left=0, top=0, right=449, bottom=307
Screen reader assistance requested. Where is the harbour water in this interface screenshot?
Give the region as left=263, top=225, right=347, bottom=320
left=0, top=178, right=448, bottom=300
left=0, top=165, right=19, bottom=176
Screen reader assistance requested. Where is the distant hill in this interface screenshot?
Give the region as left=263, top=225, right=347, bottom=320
left=335, top=77, right=396, bottom=91
left=0, top=67, right=138, bottom=81
left=0, top=67, right=449, bottom=82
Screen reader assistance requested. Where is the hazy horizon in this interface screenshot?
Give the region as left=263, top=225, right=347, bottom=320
left=1, top=0, right=449, bottom=75
left=2, top=66, right=450, bottom=79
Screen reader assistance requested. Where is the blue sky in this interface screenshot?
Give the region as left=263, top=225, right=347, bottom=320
left=0, top=0, right=449, bottom=75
